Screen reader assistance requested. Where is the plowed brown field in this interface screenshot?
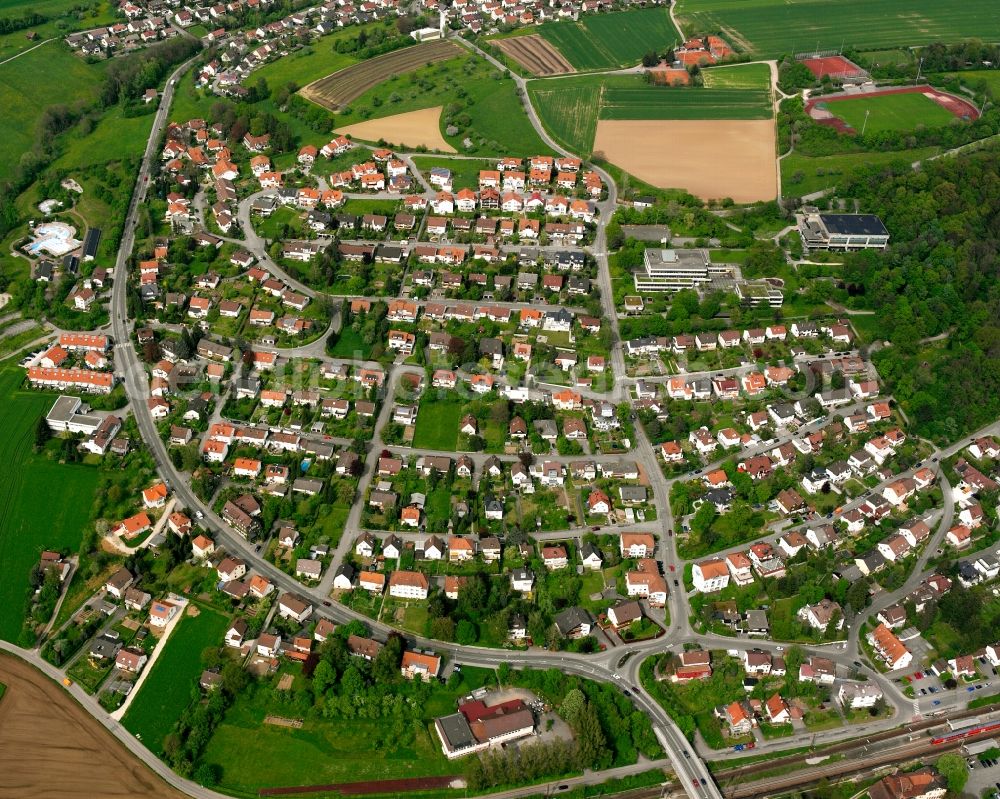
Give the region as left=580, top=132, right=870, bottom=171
left=300, top=40, right=461, bottom=111
left=0, top=653, right=186, bottom=799
left=495, top=34, right=575, bottom=75
left=593, top=118, right=777, bottom=202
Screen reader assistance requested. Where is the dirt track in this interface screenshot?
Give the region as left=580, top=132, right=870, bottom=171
left=0, top=653, right=186, bottom=799
left=593, top=118, right=777, bottom=202
left=337, top=107, right=457, bottom=153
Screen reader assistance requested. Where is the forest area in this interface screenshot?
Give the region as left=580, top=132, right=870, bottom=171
left=834, top=148, right=1000, bottom=442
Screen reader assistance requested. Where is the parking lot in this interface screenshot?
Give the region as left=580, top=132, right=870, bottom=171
left=965, top=745, right=1000, bottom=798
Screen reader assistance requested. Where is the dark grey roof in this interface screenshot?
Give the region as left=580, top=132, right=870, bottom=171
left=82, top=228, right=102, bottom=258
left=437, top=713, right=477, bottom=751
left=554, top=606, right=592, bottom=636
left=819, top=214, right=888, bottom=237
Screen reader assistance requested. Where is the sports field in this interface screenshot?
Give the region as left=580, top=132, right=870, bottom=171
left=121, top=605, right=229, bottom=752
left=0, top=364, right=99, bottom=642
left=823, top=91, right=956, bottom=134
left=674, top=0, right=1000, bottom=58
left=538, top=7, right=681, bottom=70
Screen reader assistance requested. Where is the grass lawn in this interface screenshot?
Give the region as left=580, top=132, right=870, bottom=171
left=411, top=395, right=464, bottom=451
left=328, top=326, right=372, bottom=360
left=410, top=155, right=495, bottom=191
left=946, top=70, right=1000, bottom=96
left=674, top=0, right=1000, bottom=58
left=0, top=41, right=105, bottom=180
left=51, top=106, right=156, bottom=172
left=820, top=91, right=957, bottom=134
left=0, top=0, right=116, bottom=61
left=0, top=365, right=100, bottom=642
left=702, top=63, right=772, bottom=90
left=204, top=669, right=493, bottom=794
left=121, top=604, right=229, bottom=752
left=330, top=54, right=549, bottom=156
left=254, top=39, right=359, bottom=88
left=341, top=198, right=401, bottom=216
left=538, top=7, right=681, bottom=70
left=780, top=147, right=939, bottom=196
left=319, top=505, right=350, bottom=547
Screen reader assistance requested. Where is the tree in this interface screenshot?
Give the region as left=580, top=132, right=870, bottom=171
left=455, top=619, right=478, bottom=644
left=194, top=763, right=220, bottom=787
left=312, top=659, right=336, bottom=696
left=34, top=415, right=51, bottom=452
left=936, top=753, right=969, bottom=794
left=559, top=688, right=586, bottom=723
left=572, top=702, right=609, bottom=769
left=690, top=502, right=716, bottom=540
left=846, top=577, right=871, bottom=613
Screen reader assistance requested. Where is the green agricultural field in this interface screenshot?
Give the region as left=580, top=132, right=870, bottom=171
left=675, top=0, right=1000, bottom=58
left=331, top=54, right=548, bottom=156
left=0, top=41, right=105, bottom=180
left=600, top=84, right=772, bottom=120
left=528, top=73, right=771, bottom=153
left=121, top=605, right=229, bottom=751
left=411, top=395, right=463, bottom=451
left=0, top=365, right=100, bottom=642
left=781, top=146, right=939, bottom=195
left=702, top=62, right=771, bottom=90
left=538, top=7, right=681, bottom=70
left=529, top=82, right=601, bottom=154
left=818, top=92, right=956, bottom=134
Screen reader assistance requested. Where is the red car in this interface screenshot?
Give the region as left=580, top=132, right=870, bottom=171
left=669, top=564, right=676, bottom=572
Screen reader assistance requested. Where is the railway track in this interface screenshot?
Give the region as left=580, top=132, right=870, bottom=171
left=597, top=705, right=1000, bottom=799
left=713, top=701, right=1000, bottom=782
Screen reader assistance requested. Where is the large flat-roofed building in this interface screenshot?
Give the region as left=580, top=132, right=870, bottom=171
left=634, top=248, right=714, bottom=292
left=45, top=395, right=102, bottom=434
left=798, top=212, right=889, bottom=250
left=736, top=280, right=784, bottom=308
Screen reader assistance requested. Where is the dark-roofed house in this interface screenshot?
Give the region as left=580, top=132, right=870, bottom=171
left=554, top=607, right=592, bottom=639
